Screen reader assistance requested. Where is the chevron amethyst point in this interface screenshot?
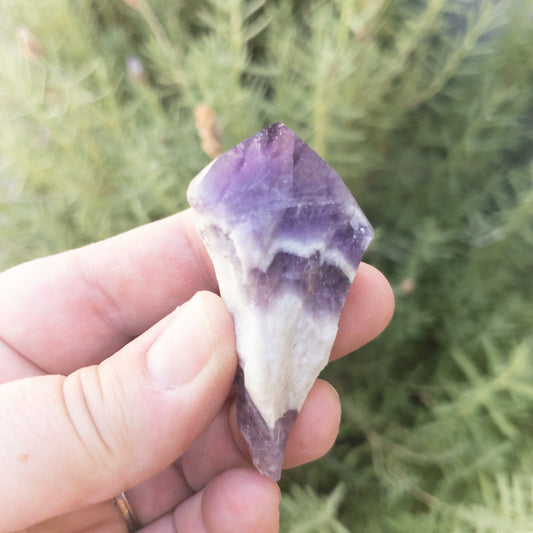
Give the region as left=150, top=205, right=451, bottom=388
left=187, top=122, right=373, bottom=481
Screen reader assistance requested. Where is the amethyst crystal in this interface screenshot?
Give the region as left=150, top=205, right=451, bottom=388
left=187, top=122, right=373, bottom=480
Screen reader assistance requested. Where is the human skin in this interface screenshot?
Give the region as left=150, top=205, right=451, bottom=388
left=0, top=209, right=394, bottom=532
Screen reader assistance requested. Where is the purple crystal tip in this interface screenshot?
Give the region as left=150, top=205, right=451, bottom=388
left=234, top=366, right=296, bottom=481
left=187, top=122, right=373, bottom=481
left=189, top=122, right=373, bottom=275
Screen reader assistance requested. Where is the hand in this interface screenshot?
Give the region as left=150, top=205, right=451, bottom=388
left=0, top=209, right=394, bottom=532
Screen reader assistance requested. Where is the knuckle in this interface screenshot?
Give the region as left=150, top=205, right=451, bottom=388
left=61, top=365, right=131, bottom=473
left=74, top=246, right=134, bottom=341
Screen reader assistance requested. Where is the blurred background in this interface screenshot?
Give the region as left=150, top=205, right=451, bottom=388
left=1, top=1, right=532, bottom=531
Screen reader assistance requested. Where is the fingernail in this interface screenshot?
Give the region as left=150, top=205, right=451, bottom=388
left=147, top=293, right=213, bottom=388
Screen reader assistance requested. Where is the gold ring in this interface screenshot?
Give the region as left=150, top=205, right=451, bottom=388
left=112, top=491, right=140, bottom=532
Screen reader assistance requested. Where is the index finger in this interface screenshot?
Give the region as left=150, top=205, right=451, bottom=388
left=0, top=211, right=215, bottom=374
left=0, top=210, right=393, bottom=375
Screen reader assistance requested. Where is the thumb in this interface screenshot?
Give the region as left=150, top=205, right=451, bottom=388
left=0, top=291, right=237, bottom=531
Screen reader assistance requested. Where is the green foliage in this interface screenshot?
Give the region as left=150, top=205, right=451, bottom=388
left=1, top=0, right=532, bottom=531
left=280, top=484, right=350, bottom=533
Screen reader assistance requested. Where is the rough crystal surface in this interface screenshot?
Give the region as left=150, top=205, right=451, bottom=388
left=187, top=122, right=373, bottom=480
